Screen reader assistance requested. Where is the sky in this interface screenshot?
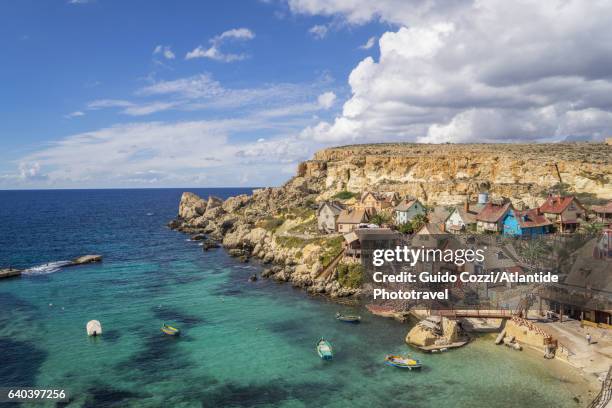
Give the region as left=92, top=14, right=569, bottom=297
left=1, top=0, right=612, bottom=189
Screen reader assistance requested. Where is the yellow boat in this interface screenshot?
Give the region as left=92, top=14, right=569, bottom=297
left=384, top=354, right=422, bottom=370
left=161, top=324, right=180, bottom=336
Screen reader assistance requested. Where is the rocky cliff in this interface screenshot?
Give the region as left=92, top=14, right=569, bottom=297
left=307, top=142, right=611, bottom=206
left=170, top=141, right=610, bottom=299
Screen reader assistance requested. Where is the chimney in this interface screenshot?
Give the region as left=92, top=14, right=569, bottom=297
left=464, top=199, right=469, bottom=212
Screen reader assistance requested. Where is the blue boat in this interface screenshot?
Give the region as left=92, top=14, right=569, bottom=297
left=316, top=338, right=333, bottom=360
left=335, top=312, right=361, bottom=323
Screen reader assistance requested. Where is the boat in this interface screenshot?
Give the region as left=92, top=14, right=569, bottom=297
left=384, top=354, right=422, bottom=370
left=316, top=338, right=333, bottom=360
left=335, top=312, right=361, bottom=323
left=86, top=320, right=102, bottom=337
left=161, top=324, right=180, bottom=336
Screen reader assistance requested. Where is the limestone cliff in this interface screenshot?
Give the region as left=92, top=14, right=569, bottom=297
left=170, top=141, right=610, bottom=299
left=305, top=142, right=611, bottom=205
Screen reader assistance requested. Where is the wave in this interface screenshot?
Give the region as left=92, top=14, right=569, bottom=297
left=23, top=261, right=72, bottom=275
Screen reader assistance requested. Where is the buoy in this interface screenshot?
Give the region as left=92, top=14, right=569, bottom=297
left=86, top=320, right=102, bottom=337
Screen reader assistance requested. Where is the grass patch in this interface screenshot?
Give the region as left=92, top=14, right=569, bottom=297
left=318, top=236, right=344, bottom=267
left=337, top=263, right=364, bottom=288
left=275, top=236, right=311, bottom=249
left=257, top=216, right=285, bottom=232
left=332, top=191, right=359, bottom=200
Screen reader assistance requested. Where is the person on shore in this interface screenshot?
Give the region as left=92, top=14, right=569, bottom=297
left=586, top=333, right=592, bottom=345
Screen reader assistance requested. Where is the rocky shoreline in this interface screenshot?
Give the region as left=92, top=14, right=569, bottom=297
left=168, top=188, right=360, bottom=299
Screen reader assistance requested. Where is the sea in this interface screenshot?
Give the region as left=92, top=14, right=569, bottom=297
left=0, top=189, right=593, bottom=407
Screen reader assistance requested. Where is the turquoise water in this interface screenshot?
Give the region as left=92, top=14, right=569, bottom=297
left=0, top=189, right=589, bottom=407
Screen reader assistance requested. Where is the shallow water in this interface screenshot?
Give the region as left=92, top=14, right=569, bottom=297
left=0, top=189, right=591, bottom=407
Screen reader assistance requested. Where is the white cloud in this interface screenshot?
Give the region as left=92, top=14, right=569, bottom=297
left=359, top=36, right=376, bottom=50
left=64, top=111, right=85, bottom=119
left=86, top=99, right=177, bottom=116
left=317, top=91, right=336, bottom=109
left=123, top=102, right=178, bottom=116
left=153, top=45, right=175, bottom=60
left=67, top=0, right=93, bottom=4
left=309, top=24, right=328, bottom=39
left=186, top=28, right=255, bottom=62
left=3, top=119, right=317, bottom=188
left=291, top=0, right=612, bottom=143
left=88, top=99, right=133, bottom=109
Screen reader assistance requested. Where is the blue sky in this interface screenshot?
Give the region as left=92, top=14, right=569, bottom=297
left=1, top=1, right=611, bottom=189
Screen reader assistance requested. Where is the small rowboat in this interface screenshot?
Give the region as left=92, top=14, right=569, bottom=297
left=161, top=324, right=180, bottom=336
left=316, top=338, right=333, bottom=360
left=384, top=354, right=422, bottom=370
left=335, top=312, right=361, bottom=323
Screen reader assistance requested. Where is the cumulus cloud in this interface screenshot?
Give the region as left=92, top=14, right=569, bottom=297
left=309, top=24, right=328, bottom=39
left=153, top=45, right=175, bottom=60
left=186, top=28, right=255, bottom=62
left=359, top=36, right=376, bottom=50
left=317, top=91, right=336, bottom=109
left=290, top=0, right=612, bottom=143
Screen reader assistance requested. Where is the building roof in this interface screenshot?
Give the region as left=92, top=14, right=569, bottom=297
left=343, top=231, right=359, bottom=244
left=512, top=208, right=553, bottom=229
left=428, top=206, right=451, bottom=224
left=415, top=223, right=446, bottom=235
left=344, top=227, right=402, bottom=244
left=592, top=201, right=612, bottom=214
left=450, top=204, right=482, bottom=224
left=317, top=201, right=344, bottom=216
left=476, top=200, right=512, bottom=223
left=361, top=191, right=398, bottom=204
left=337, top=208, right=368, bottom=224
left=354, top=227, right=402, bottom=240
left=539, top=195, right=583, bottom=214
left=394, top=199, right=419, bottom=212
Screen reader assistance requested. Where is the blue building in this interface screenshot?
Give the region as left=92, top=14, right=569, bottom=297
left=502, top=209, right=552, bottom=237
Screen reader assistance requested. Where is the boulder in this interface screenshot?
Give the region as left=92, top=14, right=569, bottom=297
left=406, top=324, right=438, bottom=347
left=178, top=192, right=207, bottom=220
left=227, top=248, right=245, bottom=258
left=191, top=233, right=207, bottom=241
left=202, top=241, right=220, bottom=251
left=222, top=194, right=251, bottom=213
left=204, top=206, right=225, bottom=220
left=167, top=219, right=182, bottom=229
left=206, top=196, right=223, bottom=212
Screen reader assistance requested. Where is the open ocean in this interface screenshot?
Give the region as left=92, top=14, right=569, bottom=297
left=0, top=189, right=592, bottom=407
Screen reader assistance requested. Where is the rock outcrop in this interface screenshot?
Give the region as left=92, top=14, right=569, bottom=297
left=169, top=142, right=611, bottom=300
left=69, top=255, right=103, bottom=266
left=312, top=142, right=612, bottom=205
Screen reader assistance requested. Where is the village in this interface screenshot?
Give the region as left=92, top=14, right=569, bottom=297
left=315, top=190, right=611, bottom=321
left=314, top=189, right=612, bottom=398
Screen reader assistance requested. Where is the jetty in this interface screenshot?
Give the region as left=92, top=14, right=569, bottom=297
left=68, top=255, right=103, bottom=266
left=0, top=268, right=22, bottom=279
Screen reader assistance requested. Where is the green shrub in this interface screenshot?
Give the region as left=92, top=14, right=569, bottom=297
left=370, top=212, right=391, bottom=226
left=398, top=223, right=413, bottom=234
left=333, top=191, right=358, bottom=200
left=260, top=216, right=284, bottom=231
left=337, top=263, right=364, bottom=288
left=318, top=236, right=344, bottom=267
left=276, top=236, right=309, bottom=248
